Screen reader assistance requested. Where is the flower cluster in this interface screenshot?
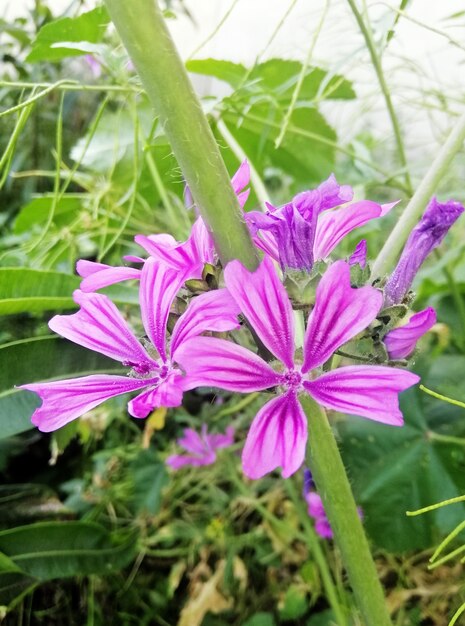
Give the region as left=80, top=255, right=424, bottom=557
left=21, top=163, right=463, bottom=480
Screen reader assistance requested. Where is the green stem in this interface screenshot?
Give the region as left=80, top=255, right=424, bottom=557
left=284, top=478, right=348, bottom=626
left=301, top=394, right=393, bottom=626
left=371, top=109, right=465, bottom=279
left=103, top=0, right=259, bottom=270
left=346, top=0, right=412, bottom=195
left=420, top=384, right=465, bottom=410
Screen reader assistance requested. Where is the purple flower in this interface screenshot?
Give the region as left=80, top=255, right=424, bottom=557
left=166, top=424, right=234, bottom=469
left=174, top=256, right=420, bottom=479
left=246, top=175, right=394, bottom=272
left=384, top=307, right=436, bottom=360
left=306, top=493, right=334, bottom=539
left=21, top=259, right=240, bottom=432
left=384, top=197, right=464, bottom=306
left=349, top=240, right=367, bottom=269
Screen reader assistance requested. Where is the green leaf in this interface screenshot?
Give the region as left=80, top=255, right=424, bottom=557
left=26, top=7, right=109, bottom=63
left=186, top=58, right=247, bottom=90
left=340, top=372, right=465, bottom=552
left=13, top=195, right=83, bottom=235
left=243, top=613, right=276, bottom=626
left=129, top=450, right=168, bottom=515
left=0, top=521, right=138, bottom=580
left=0, top=267, right=139, bottom=316
left=278, top=585, right=308, bottom=621
left=0, top=571, right=37, bottom=607
left=0, top=336, right=123, bottom=438
left=0, top=268, right=78, bottom=315
left=306, top=609, right=337, bottom=626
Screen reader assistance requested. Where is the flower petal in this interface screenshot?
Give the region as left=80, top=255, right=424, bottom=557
left=135, top=233, right=199, bottom=275
left=76, top=260, right=109, bottom=278
left=384, top=307, right=436, bottom=360
left=174, top=336, right=281, bottom=392
left=20, top=375, right=149, bottom=432
left=231, top=159, right=250, bottom=195
left=139, top=258, right=187, bottom=361
left=177, top=427, right=207, bottom=454
left=204, top=425, right=235, bottom=450
left=348, top=239, right=367, bottom=268
left=170, top=288, right=240, bottom=357
left=49, top=291, right=152, bottom=365
left=314, top=200, right=386, bottom=260
left=304, top=365, right=420, bottom=425
left=127, top=370, right=184, bottom=418
left=166, top=450, right=216, bottom=469
left=242, top=392, right=307, bottom=479
left=224, top=256, right=295, bottom=368
left=79, top=266, right=141, bottom=292
left=302, top=261, right=382, bottom=372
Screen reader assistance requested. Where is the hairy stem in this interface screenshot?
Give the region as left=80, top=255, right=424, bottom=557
left=346, top=0, right=412, bottom=195
left=301, top=395, right=393, bottom=625
left=103, top=0, right=259, bottom=270
left=372, top=109, right=465, bottom=279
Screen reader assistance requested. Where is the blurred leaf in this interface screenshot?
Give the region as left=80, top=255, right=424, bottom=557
left=0, top=336, right=123, bottom=438
left=26, top=7, right=109, bottom=62
left=306, top=610, right=337, bottom=625
left=13, top=195, right=83, bottom=235
left=0, top=571, right=37, bottom=607
left=129, top=449, right=168, bottom=515
left=279, top=584, right=308, bottom=621
left=243, top=613, right=276, bottom=626
left=0, top=521, right=138, bottom=580
left=186, top=58, right=246, bottom=89
left=340, top=374, right=465, bottom=552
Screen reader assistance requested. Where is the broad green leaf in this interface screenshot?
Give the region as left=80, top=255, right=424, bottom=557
left=223, top=103, right=336, bottom=186
left=0, top=268, right=78, bottom=315
left=129, top=450, right=168, bottom=515
left=243, top=613, right=276, bottom=626
left=13, top=195, right=83, bottom=235
left=0, top=571, right=37, bottom=607
left=0, top=521, right=138, bottom=580
left=187, top=58, right=355, bottom=101
left=340, top=368, right=465, bottom=552
left=0, top=267, right=139, bottom=315
left=0, top=336, right=122, bottom=438
left=278, top=584, right=308, bottom=620
left=26, top=7, right=109, bottom=63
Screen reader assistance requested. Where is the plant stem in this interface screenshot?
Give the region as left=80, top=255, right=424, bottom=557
left=371, top=109, right=465, bottom=279
left=301, top=394, right=393, bottom=626
left=103, top=0, right=259, bottom=270
left=285, top=478, right=348, bottom=626
left=346, top=0, right=412, bottom=195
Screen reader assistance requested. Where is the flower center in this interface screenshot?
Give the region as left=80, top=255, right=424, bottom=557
left=282, top=369, right=303, bottom=390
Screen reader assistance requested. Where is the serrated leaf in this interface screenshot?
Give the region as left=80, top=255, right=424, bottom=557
left=0, top=336, right=123, bottom=438
left=26, top=7, right=109, bottom=63
left=186, top=58, right=247, bottom=89
left=0, top=521, right=138, bottom=580
left=340, top=374, right=465, bottom=552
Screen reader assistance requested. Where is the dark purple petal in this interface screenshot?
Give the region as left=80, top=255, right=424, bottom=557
left=302, top=261, right=382, bottom=372
left=313, top=200, right=389, bottom=261
left=384, top=307, right=436, bottom=359
left=384, top=197, right=464, bottom=305
left=294, top=174, right=353, bottom=219
left=348, top=240, right=367, bottom=269
left=127, top=370, right=184, bottom=418
left=20, top=375, right=150, bottom=432
left=170, top=288, right=240, bottom=357
left=224, top=256, right=295, bottom=368
left=49, top=290, right=152, bottom=365
left=139, top=258, right=187, bottom=361
left=304, top=365, right=420, bottom=425
left=242, top=392, right=307, bottom=479
left=174, top=337, right=281, bottom=392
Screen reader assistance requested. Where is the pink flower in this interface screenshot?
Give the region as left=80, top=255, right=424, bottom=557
left=166, top=424, right=234, bottom=469
left=21, top=259, right=240, bottom=432
left=174, top=257, right=420, bottom=479
left=384, top=307, right=436, bottom=360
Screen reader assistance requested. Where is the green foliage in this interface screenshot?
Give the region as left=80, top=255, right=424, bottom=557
left=26, top=7, right=110, bottom=63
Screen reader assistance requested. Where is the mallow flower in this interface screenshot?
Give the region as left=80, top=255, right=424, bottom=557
left=77, top=161, right=251, bottom=292
left=384, top=197, right=464, bottom=306
left=21, top=259, right=239, bottom=432
left=246, top=175, right=394, bottom=272
left=174, top=256, right=420, bottom=479
left=384, top=307, right=436, bottom=360
left=166, top=424, right=234, bottom=469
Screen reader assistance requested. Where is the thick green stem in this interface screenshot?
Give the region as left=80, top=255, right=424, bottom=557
left=103, top=0, right=259, bottom=270
left=301, top=395, right=393, bottom=626
left=346, top=0, right=412, bottom=195
left=372, top=110, right=465, bottom=279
